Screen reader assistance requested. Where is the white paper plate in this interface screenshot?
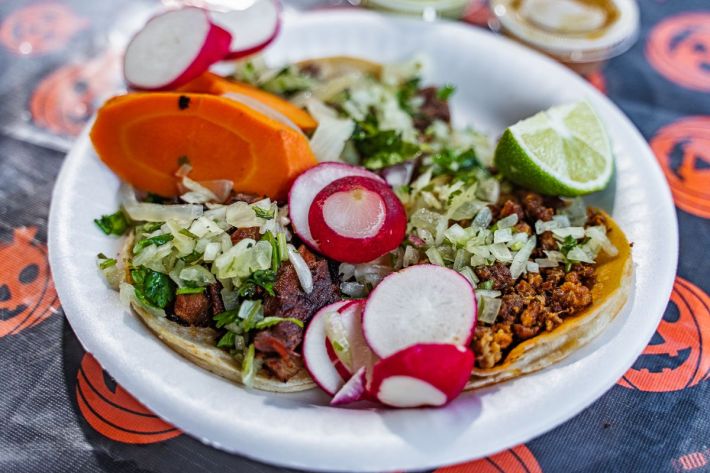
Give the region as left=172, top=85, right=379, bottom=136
left=48, top=10, right=678, bottom=472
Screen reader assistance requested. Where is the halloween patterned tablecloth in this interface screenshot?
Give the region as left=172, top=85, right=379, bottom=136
left=1, top=1, right=708, bottom=472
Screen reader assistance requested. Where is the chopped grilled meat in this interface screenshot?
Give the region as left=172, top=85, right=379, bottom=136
left=540, top=231, right=558, bottom=251
left=520, top=191, right=555, bottom=222
left=254, top=245, right=340, bottom=379
left=513, top=222, right=532, bottom=235
left=499, top=199, right=525, bottom=221
left=263, top=355, right=303, bottom=382
left=587, top=208, right=608, bottom=227
left=475, top=262, right=514, bottom=291
left=230, top=226, right=261, bottom=245
left=172, top=293, right=211, bottom=326
left=207, top=282, right=225, bottom=316
left=413, top=86, right=451, bottom=131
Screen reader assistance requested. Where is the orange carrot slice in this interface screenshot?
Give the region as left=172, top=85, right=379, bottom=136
left=179, top=73, right=317, bottom=132
left=90, top=92, right=317, bottom=200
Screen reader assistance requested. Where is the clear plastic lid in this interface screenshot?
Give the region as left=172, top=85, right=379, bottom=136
left=491, top=0, right=640, bottom=63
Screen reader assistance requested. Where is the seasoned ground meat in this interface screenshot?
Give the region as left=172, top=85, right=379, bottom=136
left=540, top=231, right=558, bottom=251
left=499, top=199, right=524, bottom=221
left=254, top=245, right=340, bottom=379
left=520, top=191, right=555, bottom=222
left=513, top=222, right=532, bottom=235
left=230, top=226, right=261, bottom=244
left=475, top=262, right=514, bottom=291
left=172, top=293, right=211, bottom=326
left=587, top=208, right=607, bottom=227
left=413, top=86, right=451, bottom=131
left=473, top=263, right=596, bottom=368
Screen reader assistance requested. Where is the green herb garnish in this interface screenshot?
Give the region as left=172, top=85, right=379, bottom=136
left=130, top=266, right=175, bottom=309
left=214, top=309, right=240, bottom=329
left=353, top=114, right=419, bottom=170
left=94, top=210, right=129, bottom=236
left=479, top=280, right=494, bottom=290
left=431, top=148, right=480, bottom=177
left=179, top=228, right=198, bottom=239
left=216, top=331, right=236, bottom=349
left=176, top=286, right=206, bottom=295
left=254, top=317, right=304, bottom=330
left=238, top=269, right=278, bottom=298
left=253, top=206, right=275, bottom=220
left=133, top=234, right=174, bottom=254
left=436, top=84, right=456, bottom=101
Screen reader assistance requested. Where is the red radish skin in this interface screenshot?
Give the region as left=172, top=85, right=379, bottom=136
left=302, top=300, right=349, bottom=395
left=326, top=339, right=352, bottom=380
left=288, top=163, right=384, bottom=251
left=369, top=344, right=475, bottom=408
left=209, top=0, right=281, bottom=59
left=363, top=265, right=477, bottom=359
left=308, top=176, right=407, bottom=264
left=330, top=367, right=367, bottom=406
left=124, top=8, right=232, bottom=91
left=324, top=299, right=366, bottom=377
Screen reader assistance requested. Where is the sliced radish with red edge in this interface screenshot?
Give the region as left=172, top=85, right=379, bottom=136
left=302, top=300, right=349, bottom=395
left=209, top=0, right=280, bottom=59
left=363, top=265, right=477, bottom=358
left=369, top=344, right=474, bottom=408
left=308, top=176, right=407, bottom=264
left=124, top=8, right=232, bottom=91
left=330, top=367, right=367, bottom=406
left=289, top=163, right=384, bottom=251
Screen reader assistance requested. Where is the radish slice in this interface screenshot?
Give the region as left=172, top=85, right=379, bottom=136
left=363, top=265, right=477, bottom=358
left=288, top=163, right=384, bottom=251
left=369, top=344, right=475, bottom=408
left=325, top=299, right=377, bottom=374
left=326, top=339, right=352, bottom=380
left=124, top=8, right=232, bottom=91
left=209, top=0, right=280, bottom=59
left=222, top=92, right=302, bottom=134
left=302, top=300, right=349, bottom=395
left=308, top=176, right=407, bottom=264
left=330, top=367, right=367, bottom=406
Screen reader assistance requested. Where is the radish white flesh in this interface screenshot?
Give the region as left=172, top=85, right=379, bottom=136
left=222, top=92, right=302, bottom=134
left=302, top=300, right=349, bottom=395
left=363, top=265, right=477, bottom=358
left=288, top=163, right=384, bottom=251
left=370, top=344, right=475, bottom=408
left=124, top=8, right=232, bottom=91
left=209, top=0, right=280, bottom=59
left=329, top=300, right=377, bottom=373
left=330, top=367, right=367, bottom=406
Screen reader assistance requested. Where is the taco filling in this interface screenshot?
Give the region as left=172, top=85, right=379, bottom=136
left=92, top=55, right=631, bottom=402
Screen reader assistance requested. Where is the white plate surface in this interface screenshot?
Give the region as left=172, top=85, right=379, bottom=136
left=48, top=10, right=678, bottom=472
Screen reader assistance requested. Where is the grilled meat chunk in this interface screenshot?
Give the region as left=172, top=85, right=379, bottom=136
left=172, top=293, right=211, bottom=326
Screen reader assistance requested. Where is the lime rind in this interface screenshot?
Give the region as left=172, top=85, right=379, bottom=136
left=494, top=101, right=613, bottom=196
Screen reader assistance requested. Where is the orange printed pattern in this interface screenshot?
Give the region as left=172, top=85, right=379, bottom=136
left=0, top=3, right=88, bottom=55
left=76, top=354, right=182, bottom=444
left=618, top=277, right=709, bottom=392
left=30, top=52, right=121, bottom=136
left=646, top=13, right=710, bottom=92
left=672, top=449, right=710, bottom=472
left=650, top=116, right=710, bottom=219
left=436, top=445, right=542, bottom=473
left=0, top=227, right=59, bottom=337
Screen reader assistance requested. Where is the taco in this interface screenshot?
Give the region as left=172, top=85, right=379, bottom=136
left=93, top=55, right=633, bottom=400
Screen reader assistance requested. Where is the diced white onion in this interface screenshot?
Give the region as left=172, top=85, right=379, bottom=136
left=403, top=246, right=420, bottom=268
left=478, top=296, right=502, bottom=324
left=306, top=99, right=355, bottom=163
left=489, top=243, right=513, bottom=262
left=203, top=242, right=221, bottom=262
left=585, top=225, right=619, bottom=256
left=425, top=247, right=445, bottom=266
left=472, top=206, right=493, bottom=229
left=497, top=213, right=519, bottom=229
left=287, top=244, right=313, bottom=294
left=476, top=289, right=502, bottom=299
left=526, top=261, right=540, bottom=273
left=494, top=228, right=513, bottom=244
left=535, top=219, right=559, bottom=234
left=180, top=176, right=219, bottom=204
left=552, top=227, right=585, bottom=239
left=510, top=235, right=537, bottom=279
left=340, top=282, right=367, bottom=298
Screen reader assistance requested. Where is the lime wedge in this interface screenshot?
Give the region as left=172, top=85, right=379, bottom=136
left=494, top=101, right=613, bottom=196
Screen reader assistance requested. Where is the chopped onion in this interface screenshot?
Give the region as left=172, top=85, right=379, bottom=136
left=287, top=244, right=313, bottom=294
left=458, top=266, right=478, bottom=285
left=180, top=176, right=219, bottom=204
left=203, top=242, right=221, bottom=262
left=179, top=265, right=216, bottom=285
left=307, top=99, right=355, bottom=163
left=567, top=246, right=595, bottom=264
left=585, top=226, right=619, bottom=257
left=476, top=289, right=502, bottom=299
left=552, top=227, right=585, bottom=239
left=489, top=243, right=513, bottom=262
left=497, top=214, right=518, bottom=229
left=535, top=258, right=559, bottom=268
left=425, top=247, right=445, bottom=266
left=340, top=282, right=367, bottom=298
left=494, top=228, right=513, bottom=244
left=510, top=235, right=537, bottom=279
left=196, top=179, right=233, bottom=204
left=552, top=214, right=571, bottom=228
left=472, top=206, right=493, bottom=229
left=403, top=246, right=420, bottom=268
left=477, top=296, right=502, bottom=324
left=526, top=261, right=540, bottom=273
left=535, top=219, right=559, bottom=234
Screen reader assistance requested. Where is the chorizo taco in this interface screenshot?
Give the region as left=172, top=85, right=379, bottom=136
left=92, top=54, right=632, bottom=400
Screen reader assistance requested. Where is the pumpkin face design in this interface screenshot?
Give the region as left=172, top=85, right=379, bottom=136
left=0, top=3, right=88, bottom=55
left=651, top=116, right=710, bottom=219
left=76, top=354, right=182, bottom=444
left=436, top=444, right=542, bottom=473
left=30, top=52, right=120, bottom=136
left=0, top=227, right=58, bottom=338
left=646, top=13, right=710, bottom=92
left=618, top=277, right=710, bottom=392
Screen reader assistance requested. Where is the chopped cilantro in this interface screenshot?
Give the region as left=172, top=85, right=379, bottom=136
left=98, top=257, right=117, bottom=270
left=261, top=231, right=280, bottom=271
left=254, top=317, right=304, bottom=330
left=181, top=251, right=202, bottom=264
left=397, top=77, right=421, bottom=114
left=130, top=266, right=175, bottom=309
left=142, top=222, right=163, bottom=233
left=559, top=235, right=578, bottom=255
left=214, top=309, right=240, bottom=329
left=253, top=206, right=275, bottom=220
left=133, top=234, right=174, bottom=254
left=94, top=210, right=129, bottom=236
left=436, top=84, right=456, bottom=101
left=216, top=331, right=236, bottom=349
left=238, top=269, right=277, bottom=298
left=479, top=280, right=494, bottom=290
left=353, top=115, right=419, bottom=169
left=179, top=228, right=198, bottom=239
left=176, top=286, right=206, bottom=295
left=431, top=148, right=480, bottom=177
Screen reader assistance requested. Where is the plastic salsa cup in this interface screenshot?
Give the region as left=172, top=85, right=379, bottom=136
left=490, top=0, right=640, bottom=74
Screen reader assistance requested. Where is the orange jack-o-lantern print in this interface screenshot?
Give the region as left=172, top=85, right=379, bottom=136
left=646, top=13, right=710, bottom=92
left=435, top=445, right=542, bottom=473
left=650, top=116, right=710, bottom=219
left=30, top=52, right=120, bottom=136
left=0, top=227, right=59, bottom=338
left=76, top=354, right=182, bottom=444
left=618, top=277, right=710, bottom=392
left=0, top=3, right=89, bottom=55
